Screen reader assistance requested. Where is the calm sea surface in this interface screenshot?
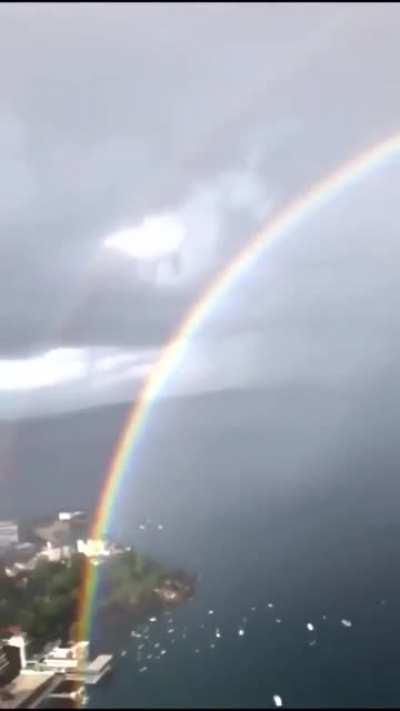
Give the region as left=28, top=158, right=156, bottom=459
left=5, top=387, right=400, bottom=708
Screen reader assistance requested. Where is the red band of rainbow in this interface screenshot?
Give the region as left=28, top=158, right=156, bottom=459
left=77, top=132, right=400, bottom=648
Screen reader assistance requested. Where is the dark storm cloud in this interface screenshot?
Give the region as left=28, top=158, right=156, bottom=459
left=1, top=3, right=400, bottom=416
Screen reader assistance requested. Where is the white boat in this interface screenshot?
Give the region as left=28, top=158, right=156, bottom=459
left=341, top=619, right=352, bottom=628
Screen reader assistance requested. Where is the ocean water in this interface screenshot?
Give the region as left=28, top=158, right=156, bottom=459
left=87, top=524, right=400, bottom=710
left=6, top=385, right=400, bottom=708
left=85, top=387, right=400, bottom=709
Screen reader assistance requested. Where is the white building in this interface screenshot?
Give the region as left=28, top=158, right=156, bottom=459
left=58, top=511, right=85, bottom=522
left=0, top=520, right=19, bottom=547
left=41, top=642, right=89, bottom=672
left=76, top=539, right=110, bottom=558
left=38, top=542, right=71, bottom=563
left=13, top=559, right=36, bottom=573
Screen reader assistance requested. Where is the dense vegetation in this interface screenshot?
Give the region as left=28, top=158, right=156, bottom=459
left=0, top=554, right=86, bottom=644
left=100, top=550, right=166, bottom=610
left=0, top=550, right=170, bottom=646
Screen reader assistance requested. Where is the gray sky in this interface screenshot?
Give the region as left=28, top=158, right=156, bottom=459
left=3, top=16, right=400, bottom=701
left=1, top=2, right=400, bottom=419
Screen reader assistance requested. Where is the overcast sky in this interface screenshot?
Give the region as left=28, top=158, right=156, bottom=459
left=1, top=2, right=400, bottom=419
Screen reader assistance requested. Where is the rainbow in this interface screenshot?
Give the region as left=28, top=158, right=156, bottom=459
left=77, top=131, right=400, bottom=645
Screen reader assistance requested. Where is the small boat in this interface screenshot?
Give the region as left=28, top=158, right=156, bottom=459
left=341, top=619, right=352, bottom=628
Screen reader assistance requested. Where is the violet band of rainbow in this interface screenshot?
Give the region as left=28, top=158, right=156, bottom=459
left=77, top=132, right=400, bottom=646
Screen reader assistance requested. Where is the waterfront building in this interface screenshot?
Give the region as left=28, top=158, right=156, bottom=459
left=40, top=642, right=89, bottom=672
left=76, top=539, right=110, bottom=558
left=58, top=512, right=85, bottom=522
left=38, top=542, right=71, bottom=563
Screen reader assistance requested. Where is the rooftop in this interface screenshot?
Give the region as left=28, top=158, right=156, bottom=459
left=0, top=671, right=58, bottom=709
left=44, top=641, right=88, bottom=662
left=0, top=627, right=22, bottom=638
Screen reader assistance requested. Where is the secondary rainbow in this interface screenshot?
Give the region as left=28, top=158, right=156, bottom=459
left=77, top=131, right=400, bottom=644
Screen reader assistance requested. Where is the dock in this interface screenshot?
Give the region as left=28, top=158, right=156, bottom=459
left=66, top=655, right=113, bottom=685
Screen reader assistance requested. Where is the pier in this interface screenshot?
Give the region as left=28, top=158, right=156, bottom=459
left=66, top=655, right=113, bottom=685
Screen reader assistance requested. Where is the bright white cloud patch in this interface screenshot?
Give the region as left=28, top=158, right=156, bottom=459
left=104, top=213, right=186, bottom=261
left=0, top=348, right=87, bottom=390
left=101, top=167, right=274, bottom=289
left=0, top=347, right=159, bottom=419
